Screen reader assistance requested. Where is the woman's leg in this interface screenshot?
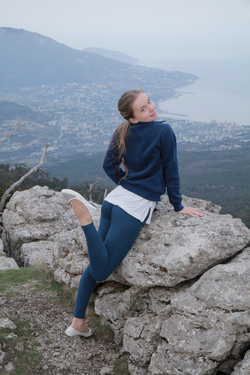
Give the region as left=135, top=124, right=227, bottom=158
left=68, top=199, right=147, bottom=334
left=73, top=201, right=113, bottom=321
left=93, top=204, right=148, bottom=281
left=79, top=202, right=147, bottom=281
left=66, top=198, right=110, bottom=334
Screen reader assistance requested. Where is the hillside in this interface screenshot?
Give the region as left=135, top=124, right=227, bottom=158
left=82, top=47, right=139, bottom=64
left=0, top=101, right=52, bottom=123
left=0, top=27, right=196, bottom=89
left=0, top=28, right=127, bottom=88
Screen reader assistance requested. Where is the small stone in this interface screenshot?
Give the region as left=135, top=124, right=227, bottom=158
left=43, top=365, right=49, bottom=370
left=53, top=351, right=61, bottom=356
left=6, top=333, right=18, bottom=339
left=36, top=346, right=44, bottom=351
left=0, top=350, right=6, bottom=364
left=74, top=336, right=82, bottom=344
left=100, top=367, right=112, bottom=375
left=87, top=353, right=92, bottom=359
left=5, top=361, right=14, bottom=372
left=0, top=318, right=17, bottom=329
left=15, top=342, right=24, bottom=351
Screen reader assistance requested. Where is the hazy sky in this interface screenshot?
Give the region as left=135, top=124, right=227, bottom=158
left=1, top=0, right=250, bottom=61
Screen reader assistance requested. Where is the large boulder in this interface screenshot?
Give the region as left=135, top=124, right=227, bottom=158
left=0, top=256, right=19, bottom=270
left=2, top=186, right=78, bottom=257
left=108, top=196, right=249, bottom=287
left=121, top=247, right=250, bottom=374
left=1, top=185, right=100, bottom=268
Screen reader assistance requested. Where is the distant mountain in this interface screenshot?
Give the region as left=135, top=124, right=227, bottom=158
left=0, top=27, right=125, bottom=88
left=0, top=27, right=197, bottom=90
left=0, top=101, right=33, bottom=120
left=83, top=47, right=139, bottom=64
left=0, top=101, right=52, bottom=123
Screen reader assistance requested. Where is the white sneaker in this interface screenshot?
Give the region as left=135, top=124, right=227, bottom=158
left=65, top=325, right=95, bottom=337
left=61, top=189, right=98, bottom=216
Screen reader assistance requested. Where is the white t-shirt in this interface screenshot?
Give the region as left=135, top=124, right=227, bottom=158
left=104, top=185, right=156, bottom=224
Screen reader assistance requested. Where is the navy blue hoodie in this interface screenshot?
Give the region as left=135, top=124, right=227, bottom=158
left=103, top=120, right=183, bottom=212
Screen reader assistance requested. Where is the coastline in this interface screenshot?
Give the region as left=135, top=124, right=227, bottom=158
left=139, top=59, right=250, bottom=126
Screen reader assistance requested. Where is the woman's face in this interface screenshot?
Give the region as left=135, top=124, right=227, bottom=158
left=129, top=92, right=158, bottom=124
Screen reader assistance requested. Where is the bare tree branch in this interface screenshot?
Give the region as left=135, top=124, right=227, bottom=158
left=0, top=143, right=51, bottom=213
left=0, top=116, right=30, bottom=145
left=88, top=176, right=104, bottom=202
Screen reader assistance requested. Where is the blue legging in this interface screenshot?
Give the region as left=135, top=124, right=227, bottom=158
left=74, top=201, right=149, bottom=319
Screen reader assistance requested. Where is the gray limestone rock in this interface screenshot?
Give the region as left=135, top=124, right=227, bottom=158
left=20, top=240, right=55, bottom=269
left=0, top=350, right=5, bottom=364
left=15, top=342, right=24, bottom=351
left=231, top=350, right=250, bottom=374
left=0, top=257, right=19, bottom=270
left=123, top=315, right=164, bottom=367
left=189, top=246, right=250, bottom=311
left=1, top=185, right=100, bottom=272
left=100, top=367, right=113, bottom=375
left=0, top=318, right=17, bottom=329
left=95, top=283, right=151, bottom=343
left=148, top=351, right=217, bottom=375
left=5, top=361, right=14, bottom=372
left=1, top=185, right=80, bottom=258
left=109, top=202, right=250, bottom=287
left=54, top=267, right=72, bottom=285
left=0, top=239, right=4, bottom=254
left=121, top=247, right=250, bottom=374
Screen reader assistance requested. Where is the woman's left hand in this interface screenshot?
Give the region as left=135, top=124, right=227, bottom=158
left=177, top=207, right=204, bottom=217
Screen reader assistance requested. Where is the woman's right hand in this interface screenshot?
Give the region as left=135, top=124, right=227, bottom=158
left=177, top=207, right=204, bottom=218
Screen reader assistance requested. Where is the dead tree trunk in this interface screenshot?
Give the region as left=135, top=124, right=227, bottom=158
left=0, top=144, right=51, bottom=219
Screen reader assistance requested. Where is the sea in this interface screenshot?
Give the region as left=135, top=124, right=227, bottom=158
left=138, top=59, right=250, bottom=126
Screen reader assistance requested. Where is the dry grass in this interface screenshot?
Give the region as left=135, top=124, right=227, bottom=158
left=33, top=254, right=51, bottom=275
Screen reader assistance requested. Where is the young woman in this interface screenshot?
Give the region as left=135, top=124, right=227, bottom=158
left=62, top=89, right=204, bottom=337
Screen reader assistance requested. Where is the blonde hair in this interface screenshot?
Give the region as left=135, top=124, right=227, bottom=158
left=113, top=89, right=143, bottom=181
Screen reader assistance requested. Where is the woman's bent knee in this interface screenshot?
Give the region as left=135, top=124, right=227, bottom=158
left=92, top=274, right=107, bottom=283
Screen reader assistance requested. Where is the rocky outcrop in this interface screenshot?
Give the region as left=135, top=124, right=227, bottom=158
left=2, top=186, right=250, bottom=374
left=1, top=185, right=100, bottom=270
left=120, top=246, right=250, bottom=374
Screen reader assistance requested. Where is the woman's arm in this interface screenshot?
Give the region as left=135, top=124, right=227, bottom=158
left=161, top=126, right=204, bottom=217
left=103, top=136, right=126, bottom=185
left=160, top=125, right=183, bottom=212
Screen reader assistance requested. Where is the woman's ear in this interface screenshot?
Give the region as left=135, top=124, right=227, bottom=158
left=129, top=118, right=139, bottom=124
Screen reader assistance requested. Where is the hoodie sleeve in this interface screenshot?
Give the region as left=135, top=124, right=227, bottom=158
left=103, top=135, right=126, bottom=185
left=160, top=125, right=183, bottom=212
